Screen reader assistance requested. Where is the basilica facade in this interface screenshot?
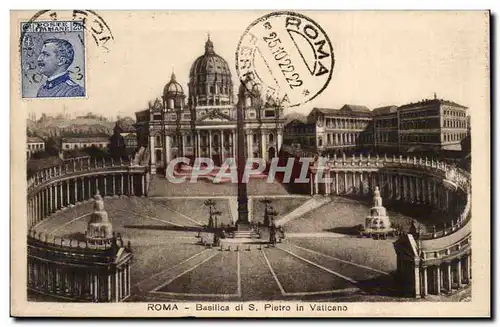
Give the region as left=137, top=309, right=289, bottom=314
left=135, top=37, right=285, bottom=174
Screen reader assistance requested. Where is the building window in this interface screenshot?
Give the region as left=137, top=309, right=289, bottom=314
left=269, top=133, right=274, bottom=143
left=156, top=135, right=161, bottom=146
left=253, top=133, right=258, bottom=144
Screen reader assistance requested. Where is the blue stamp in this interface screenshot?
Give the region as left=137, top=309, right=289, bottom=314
left=21, top=21, right=85, bottom=98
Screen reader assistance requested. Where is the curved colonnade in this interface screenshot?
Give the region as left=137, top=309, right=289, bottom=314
left=310, top=154, right=471, bottom=297
left=26, top=157, right=148, bottom=302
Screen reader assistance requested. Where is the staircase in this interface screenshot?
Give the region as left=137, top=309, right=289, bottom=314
left=232, top=230, right=259, bottom=239
left=275, top=196, right=332, bottom=226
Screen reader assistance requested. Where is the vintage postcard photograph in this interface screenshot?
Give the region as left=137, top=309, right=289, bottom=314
left=10, top=10, right=490, bottom=317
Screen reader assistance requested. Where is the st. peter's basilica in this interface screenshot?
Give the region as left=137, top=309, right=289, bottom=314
left=134, top=36, right=285, bottom=173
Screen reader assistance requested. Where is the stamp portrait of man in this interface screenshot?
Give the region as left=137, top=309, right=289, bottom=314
left=36, top=38, right=85, bottom=98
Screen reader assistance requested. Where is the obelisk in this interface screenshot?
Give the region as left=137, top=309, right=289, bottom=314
left=236, top=82, right=249, bottom=228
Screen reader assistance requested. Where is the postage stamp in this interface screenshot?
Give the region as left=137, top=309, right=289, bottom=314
left=10, top=10, right=490, bottom=318
left=236, top=11, right=334, bottom=107
left=21, top=20, right=86, bottom=98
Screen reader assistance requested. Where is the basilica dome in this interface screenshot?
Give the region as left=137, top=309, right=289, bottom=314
left=188, top=36, right=233, bottom=106
left=163, top=72, right=184, bottom=97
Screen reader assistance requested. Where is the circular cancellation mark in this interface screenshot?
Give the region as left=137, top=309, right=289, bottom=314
left=236, top=11, right=335, bottom=107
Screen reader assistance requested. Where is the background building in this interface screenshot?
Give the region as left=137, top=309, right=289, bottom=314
left=26, top=136, right=45, bottom=159
left=373, top=105, right=399, bottom=152
left=284, top=96, right=469, bottom=156
left=62, top=136, right=110, bottom=151
left=398, top=97, right=468, bottom=152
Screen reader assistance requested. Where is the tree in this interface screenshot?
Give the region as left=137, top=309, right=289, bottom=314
left=45, top=137, right=61, bottom=156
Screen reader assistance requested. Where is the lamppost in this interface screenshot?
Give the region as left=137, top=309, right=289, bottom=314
left=204, top=199, right=221, bottom=229
left=260, top=197, right=272, bottom=226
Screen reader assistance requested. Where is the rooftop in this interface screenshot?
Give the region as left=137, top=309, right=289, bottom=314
left=62, top=136, right=110, bottom=143
left=373, top=105, right=398, bottom=116
left=27, top=136, right=45, bottom=143
left=399, top=98, right=468, bottom=109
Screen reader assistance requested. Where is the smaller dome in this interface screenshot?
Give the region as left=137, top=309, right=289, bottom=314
left=163, top=72, right=184, bottom=97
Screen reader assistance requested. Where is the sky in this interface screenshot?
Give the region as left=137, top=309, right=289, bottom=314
left=15, top=10, right=489, bottom=119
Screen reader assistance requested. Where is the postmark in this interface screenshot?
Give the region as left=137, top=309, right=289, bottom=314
left=236, top=11, right=335, bottom=107
left=19, top=10, right=114, bottom=99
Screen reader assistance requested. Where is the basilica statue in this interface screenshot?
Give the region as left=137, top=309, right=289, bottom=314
left=373, top=186, right=383, bottom=207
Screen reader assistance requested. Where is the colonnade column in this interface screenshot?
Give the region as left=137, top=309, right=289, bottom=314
left=446, top=263, right=452, bottom=291
left=436, top=265, right=441, bottom=294
left=66, top=181, right=70, bottom=206
left=74, top=178, right=78, bottom=203
left=457, top=259, right=462, bottom=287
left=59, top=183, right=63, bottom=209
left=422, top=267, right=428, bottom=296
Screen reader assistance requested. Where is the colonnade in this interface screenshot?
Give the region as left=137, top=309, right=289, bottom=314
left=310, top=170, right=460, bottom=214
left=27, top=244, right=132, bottom=302
left=27, top=162, right=141, bottom=302
left=27, top=172, right=148, bottom=228
left=419, top=253, right=472, bottom=297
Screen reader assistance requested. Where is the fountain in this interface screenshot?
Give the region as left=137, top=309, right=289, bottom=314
left=360, top=186, right=396, bottom=238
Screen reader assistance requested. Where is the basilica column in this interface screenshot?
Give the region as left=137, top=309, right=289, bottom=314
left=220, top=131, right=225, bottom=162
left=261, top=132, right=267, bottom=161
left=277, top=131, right=283, bottom=153
left=182, top=134, right=187, bottom=157
left=246, top=133, right=253, bottom=159
left=208, top=130, right=213, bottom=159
left=335, top=172, right=339, bottom=195
left=149, top=136, right=156, bottom=174
left=196, top=131, right=201, bottom=158
left=165, top=134, right=172, bottom=164
left=232, top=130, right=237, bottom=159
